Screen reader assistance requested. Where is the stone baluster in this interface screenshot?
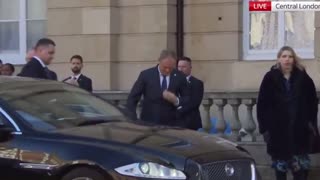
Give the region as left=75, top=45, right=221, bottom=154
left=214, top=99, right=227, bottom=136
left=201, top=99, right=213, bottom=133
left=227, top=99, right=242, bottom=141
left=242, top=99, right=257, bottom=142
left=118, top=99, right=127, bottom=109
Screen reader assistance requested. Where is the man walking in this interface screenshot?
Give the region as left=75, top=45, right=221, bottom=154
left=19, top=38, right=56, bottom=80
left=25, top=48, right=57, bottom=80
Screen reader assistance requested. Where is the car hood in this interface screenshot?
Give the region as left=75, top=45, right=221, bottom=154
left=54, top=121, right=241, bottom=158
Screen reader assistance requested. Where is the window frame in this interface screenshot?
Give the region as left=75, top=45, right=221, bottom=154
left=242, top=0, right=315, bottom=61
left=0, top=107, right=21, bottom=133
left=0, top=0, right=46, bottom=65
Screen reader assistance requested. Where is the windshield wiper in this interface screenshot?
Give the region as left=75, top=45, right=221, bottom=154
left=76, top=119, right=122, bottom=127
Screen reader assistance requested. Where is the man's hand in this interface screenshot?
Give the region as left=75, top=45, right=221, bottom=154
left=163, top=90, right=178, bottom=105
left=65, top=78, right=79, bottom=87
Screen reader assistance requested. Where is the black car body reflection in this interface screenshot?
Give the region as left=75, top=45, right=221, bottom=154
left=0, top=77, right=259, bottom=180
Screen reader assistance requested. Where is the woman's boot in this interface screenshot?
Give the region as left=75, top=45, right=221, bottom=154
left=275, top=170, right=287, bottom=180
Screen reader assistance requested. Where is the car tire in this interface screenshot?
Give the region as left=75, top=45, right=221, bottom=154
left=61, top=167, right=107, bottom=180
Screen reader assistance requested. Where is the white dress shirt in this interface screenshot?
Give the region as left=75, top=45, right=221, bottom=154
left=186, top=75, right=191, bottom=82
left=157, top=66, right=180, bottom=106
left=72, top=74, right=82, bottom=80
left=33, top=56, right=46, bottom=68
left=158, top=66, right=170, bottom=89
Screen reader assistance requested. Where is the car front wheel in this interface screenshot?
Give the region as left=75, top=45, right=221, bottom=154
left=61, top=167, right=106, bottom=180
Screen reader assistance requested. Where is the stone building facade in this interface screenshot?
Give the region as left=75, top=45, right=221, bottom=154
left=2, top=0, right=320, bottom=91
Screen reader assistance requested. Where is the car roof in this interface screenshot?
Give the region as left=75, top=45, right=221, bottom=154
left=0, top=76, right=47, bottom=84
left=0, top=76, right=84, bottom=95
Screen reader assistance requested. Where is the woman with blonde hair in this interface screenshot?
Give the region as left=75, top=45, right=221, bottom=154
left=257, top=46, right=319, bottom=180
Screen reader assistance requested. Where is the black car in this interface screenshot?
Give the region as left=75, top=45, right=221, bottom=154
left=0, top=77, right=259, bottom=180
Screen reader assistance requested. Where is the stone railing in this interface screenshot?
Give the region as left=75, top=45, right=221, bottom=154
left=201, top=91, right=259, bottom=142
left=95, top=90, right=320, bottom=143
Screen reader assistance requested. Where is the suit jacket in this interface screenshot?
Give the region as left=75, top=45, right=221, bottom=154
left=18, top=58, right=49, bottom=79
left=63, top=74, right=93, bottom=92
left=177, top=76, right=204, bottom=130
left=48, top=70, right=58, bottom=81
left=127, top=66, right=190, bottom=126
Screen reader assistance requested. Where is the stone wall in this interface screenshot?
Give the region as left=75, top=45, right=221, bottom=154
left=44, top=0, right=320, bottom=91
left=47, top=0, right=118, bottom=89
left=46, top=0, right=176, bottom=90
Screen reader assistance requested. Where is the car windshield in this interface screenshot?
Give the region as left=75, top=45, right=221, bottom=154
left=0, top=81, right=126, bottom=131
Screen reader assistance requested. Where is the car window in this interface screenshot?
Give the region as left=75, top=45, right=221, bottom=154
left=0, top=110, right=14, bottom=129
left=0, top=114, right=6, bottom=126
left=1, top=84, right=126, bottom=131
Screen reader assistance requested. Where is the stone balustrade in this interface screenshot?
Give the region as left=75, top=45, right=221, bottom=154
left=95, top=90, right=320, bottom=142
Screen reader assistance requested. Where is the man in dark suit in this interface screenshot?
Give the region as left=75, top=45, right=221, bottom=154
left=127, top=50, right=190, bottom=127
left=19, top=38, right=56, bottom=80
left=63, top=55, right=93, bottom=92
left=177, top=56, right=204, bottom=130
left=47, top=71, right=58, bottom=81
left=24, top=48, right=58, bottom=80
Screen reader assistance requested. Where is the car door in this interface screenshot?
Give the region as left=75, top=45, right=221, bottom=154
left=0, top=107, right=59, bottom=180
left=0, top=108, right=23, bottom=180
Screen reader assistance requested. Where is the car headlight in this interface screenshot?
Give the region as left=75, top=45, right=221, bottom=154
left=115, top=162, right=186, bottom=179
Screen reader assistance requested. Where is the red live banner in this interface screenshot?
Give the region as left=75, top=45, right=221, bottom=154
left=249, top=1, right=272, bottom=11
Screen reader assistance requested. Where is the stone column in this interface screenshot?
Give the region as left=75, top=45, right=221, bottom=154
left=184, top=0, right=241, bottom=90
left=47, top=0, right=119, bottom=90
left=113, top=0, right=177, bottom=90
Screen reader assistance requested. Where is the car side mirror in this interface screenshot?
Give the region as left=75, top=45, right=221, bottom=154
left=0, top=124, right=14, bottom=142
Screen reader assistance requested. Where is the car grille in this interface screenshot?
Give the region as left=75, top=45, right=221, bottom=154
left=201, top=159, right=253, bottom=180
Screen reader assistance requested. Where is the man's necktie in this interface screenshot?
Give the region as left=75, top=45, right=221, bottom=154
left=66, top=76, right=79, bottom=86
left=161, top=75, right=167, bottom=92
